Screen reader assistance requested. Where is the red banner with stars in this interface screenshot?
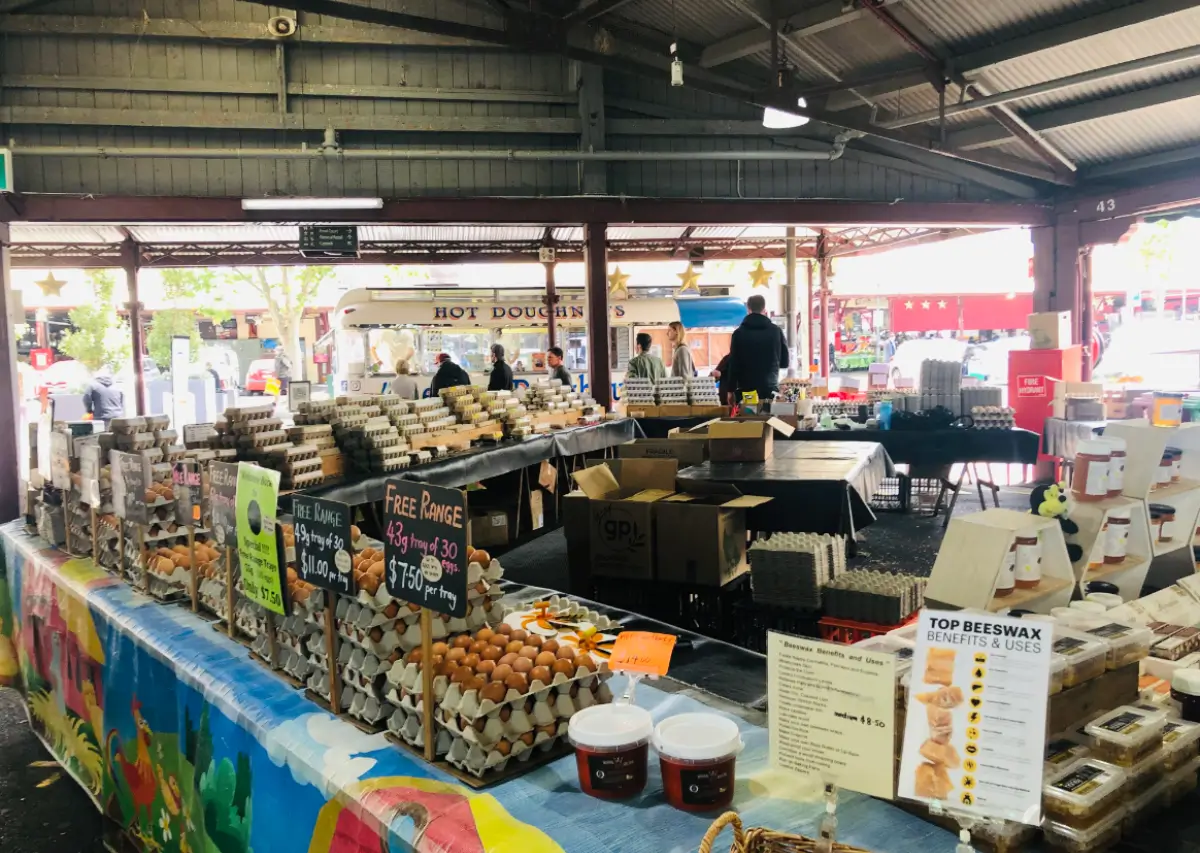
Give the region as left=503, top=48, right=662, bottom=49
left=889, top=296, right=960, bottom=333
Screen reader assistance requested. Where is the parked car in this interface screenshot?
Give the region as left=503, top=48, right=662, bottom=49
left=198, top=346, right=241, bottom=392
left=244, top=358, right=277, bottom=394
left=34, top=359, right=92, bottom=396
left=888, top=338, right=968, bottom=387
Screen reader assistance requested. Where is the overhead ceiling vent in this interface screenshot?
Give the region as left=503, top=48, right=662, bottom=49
left=267, top=16, right=297, bottom=37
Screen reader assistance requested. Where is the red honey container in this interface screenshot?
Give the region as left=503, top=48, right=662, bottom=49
left=568, top=703, right=654, bottom=800
left=653, top=712, right=744, bottom=812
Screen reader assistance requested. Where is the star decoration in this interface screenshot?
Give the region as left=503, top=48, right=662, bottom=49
left=921, top=300, right=931, bottom=310
left=36, top=272, right=66, bottom=297
left=607, top=266, right=630, bottom=300
left=749, top=261, right=775, bottom=289
left=676, top=262, right=702, bottom=295
left=937, top=299, right=947, bottom=310
left=904, top=300, right=914, bottom=310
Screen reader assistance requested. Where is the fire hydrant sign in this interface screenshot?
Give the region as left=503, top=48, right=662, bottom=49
left=292, top=495, right=354, bottom=596
left=897, top=610, right=1052, bottom=825
left=767, top=632, right=897, bottom=800
left=236, top=463, right=286, bottom=615
left=1016, top=375, right=1048, bottom=398
left=381, top=479, right=468, bottom=618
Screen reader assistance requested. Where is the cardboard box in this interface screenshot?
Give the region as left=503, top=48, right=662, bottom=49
left=1029, top=311, right=1072, bottom=349
left=656, top=482, right=771, bottom=586
left=690, top=405, right=729, bottom=417
left=469, top=509, right=510, bottom=548
left=571, top=459, right=678, bottom=580
left=657, top=403, right=693, bottom=417
left=623, top=404, right=659, bottom=417
left=1051, top=380, right=1104, bottom=419
left=682, top=417, right=795, bottom=463
left=619, top=438, right=707, bottom=467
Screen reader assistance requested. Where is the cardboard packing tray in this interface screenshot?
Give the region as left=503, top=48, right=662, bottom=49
left=656, top=482, right=771, bottom=587
left=672, top=416, right=795, bottom=463
left=569, top=458, right=679, bottom=581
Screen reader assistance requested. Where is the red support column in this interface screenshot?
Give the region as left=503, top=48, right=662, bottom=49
left=806, top=260, right=815, bottom=373
left=817, top=230, right=831, bottom=381
left=122, top=239, right=146, bottom=416
left=584, top=222, right=611, bottom=409
left=0, top=224, right=20, bottom=521
left=544, top=260, right=558, bottom=349
left=1080, top=247, right=1094, bottom=381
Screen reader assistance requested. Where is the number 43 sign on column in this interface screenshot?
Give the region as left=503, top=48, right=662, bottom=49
left=381, top=479, right=469, bottom=618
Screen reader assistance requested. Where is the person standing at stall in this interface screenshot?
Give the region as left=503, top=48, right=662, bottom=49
left=668, top=321, right=695, bottom=378
left=626, top=332, right=667, bottom=381
left=711, top=353, right=733, bottom=405
left=83, top=368, right=125, bottom=427
left=728, top=294, right=787, bottom=402
left=488, top=343, right=514, bottom=391
left=429, top=352, right=471, bottom=396
left=391, top=359, right=420, bottom=399
left=547, top=347, right=573, bottom=389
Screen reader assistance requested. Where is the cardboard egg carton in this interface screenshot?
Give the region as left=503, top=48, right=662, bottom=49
left=264, top=443, right=321, bottom=463
left=335, top=394, right=377, bottom=406
left=109, top=416, right=149, bottom=434
left=282, top=470, right=325, bottom=490
left=116, top=431, right=155, bottom=450
left=224, top=403, right=275, bottom=421
left=237, top=429, right=289, bottom=449
left=289, top=424, right=334, bottom=441
left=440, top=727, right=566, bottom=777
left=379, top=398, right=412, bottom=414
left=232, top=417, right=283, bottom=435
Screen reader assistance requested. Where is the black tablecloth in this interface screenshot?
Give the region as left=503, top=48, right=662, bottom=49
left=1043, top=417, right=1106, bottom=460
left=636, top=418, right=1038, bottom=466
left=676, top=440, right=893, bottom=536
left=502, top=581, right=768, bottom=709
left=294, top=419, right=636, bottom=506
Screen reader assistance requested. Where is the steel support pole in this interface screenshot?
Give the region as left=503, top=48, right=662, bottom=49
left=806, top=260, right=815, bottom=374
left=0, top=224, right=20, bottom=521
left=817, top=231, right=831, bottom=381
left=121, top=239, right=146, bottom=416
left=1080, top=247, right=1094, bottom=381
left=544, top=260, right=558, bottom=349
left=584, top=223, right=611, bottom=409
left=784, top=226, right=797, bottom=378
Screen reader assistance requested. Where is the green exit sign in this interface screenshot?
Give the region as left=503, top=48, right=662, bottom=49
left=0, top=148, right=11, bottom=192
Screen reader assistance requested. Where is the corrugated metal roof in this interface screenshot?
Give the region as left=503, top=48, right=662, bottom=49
left=10, top=224, right=125, bottom=243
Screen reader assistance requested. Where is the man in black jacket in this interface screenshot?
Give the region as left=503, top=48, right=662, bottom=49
left=487, top=343, right=514, bottom=391
left=83, top=370, right=125, bottom=426
left=429, top=352, right=472, bottom=396
left=728, top=294, right=788, bottom=402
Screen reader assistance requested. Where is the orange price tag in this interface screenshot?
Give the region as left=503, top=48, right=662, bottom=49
left=608, top=631, right=677, bottom=676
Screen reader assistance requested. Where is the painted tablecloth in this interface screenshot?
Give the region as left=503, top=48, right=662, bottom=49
left=0, top=521, right=958, bottom=853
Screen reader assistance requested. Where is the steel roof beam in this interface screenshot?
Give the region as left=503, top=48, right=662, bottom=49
left=563, top=0, right=639, bottom=25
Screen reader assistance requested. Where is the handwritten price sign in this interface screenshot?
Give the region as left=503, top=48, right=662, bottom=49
left=292, top=495, right=354, bottom=596
left=381, top=479, right=469, bottom=618
left=608, top=631, right=678, bottom=677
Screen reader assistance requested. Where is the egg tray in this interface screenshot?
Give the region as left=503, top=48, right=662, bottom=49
left=436, top=679, right=608, bottom=753
left=232, top=417, right=284, bottom=435
left=109, top=417, right=148, bottom=434
left=237, top=429, right=290, bottom=448
left=391, top=413, right=420, bottom=428
left=331, top=405, right=365, bottom=418
left=379, top=399, right=412, bottom=414
left=116, top=432, right=156, bottom=450
left=411, top=450, right=434, bottom=465
left=412, top=397, right=446, bottom=411
left=224, top=402, right=275, bottom=420
left=363, top=431, right=404, bottom=449
left=370, top=445, right=412, bottom=462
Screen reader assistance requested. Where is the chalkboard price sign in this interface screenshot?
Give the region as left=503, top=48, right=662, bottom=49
left=381, top=479, right=468, bottom=618
left=292, top=495, right=354, bottom=596
left=79, top=442, right=102, bottom=507
left=209, top=461, right=239, bottom=547
left=172, top=461, right=203, bottom=526
left=113, top=451, right=149, bottom=524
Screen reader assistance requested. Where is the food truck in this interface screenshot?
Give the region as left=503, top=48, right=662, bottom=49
left=329, top=288, right=750, bottom=400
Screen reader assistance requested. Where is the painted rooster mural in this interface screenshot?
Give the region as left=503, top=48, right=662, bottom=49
left=107, top=697, right=159, bottom=828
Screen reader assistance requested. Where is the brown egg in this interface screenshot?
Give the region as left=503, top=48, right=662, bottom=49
left=383, top=601, right=400, bottom=619
left=496, top=623, right=513, bottom=636
left=498, top=653, right=519, bottom=667
left=499, top=706, right=512, bottom=723
left=510, top=629, right=528, bottom=644
left=473, top=716, right=487, bottom=732
left=494, top=739, right=511, bottom=756
left=462, top=675, right=484, bottom=693
left=470, top=640, right=490, bottom=656
left=551, top=659, right=576, bottom=678
left=505, top=640, right=524, bottom=655
left=526, top=635, right=543, bottom=649
left=512, top=657, right=533, bottom=674
left=480, top=681, right=506, bottom=704
left=446, top=647, right=467, bottom=663
left=436, top=660, right=458, bottom=678
left=489, top=634, right=509, bottom=649
left=504, top=672, right=529, bottom=693
left=556, top=645, right=576, bottom=660
left=480, top=646, right=503, bottom=662
left=519, top=731, right=535, bottom=747
left=407, top=602, right=422, bottom=613
left=368, top=627, right=384, bottom=643
left=541, top=639, right=560, bottom=655
left=524, top=697, right=536, bottom=714
left=574, top=655, right=594, bottom=673
left=519, top=645, right=539, bottom=660
left=453, top=635, right=473, bottom=649
left=569, top=683, right=580, bottom=698
left=535, top=651, right=557, bottom=668
left=475, top=659, right=496, bottom=678
left=537, top=723, right=557, bottom=738
left=387, top=651, right=402, bottom=665
left=451, top=667, right=472, bottom=684
left=462, top=653, right=481, bottom=671
left=491, top=664, right=513, bottom=684
left=530, top=666, right=552, bottom=685
left=475, top=627, right=495, bottom=644
left=469, top=549, right=492, bottom=567
left=474, top=581, right=489, bottom=595
left=545, top=693, right=557, bottom=710
left=432, top=642, right=450, bottom=657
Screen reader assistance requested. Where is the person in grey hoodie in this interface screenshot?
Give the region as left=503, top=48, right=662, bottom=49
left=83, top=369, right=125, bottom=426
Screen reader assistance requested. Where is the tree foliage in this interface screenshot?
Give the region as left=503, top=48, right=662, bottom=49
left=146, top=269, right=233, bottom=368
left=224, top=266, right=333, bottom=378
left=146, top=309, right=202, bottom=369
left=58, top=270, right=132, bottom=372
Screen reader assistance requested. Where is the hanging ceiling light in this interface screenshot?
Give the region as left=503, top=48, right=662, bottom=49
left=762, top=97, right=810, bottom=129
left=241, top=197, right=383, bottom=211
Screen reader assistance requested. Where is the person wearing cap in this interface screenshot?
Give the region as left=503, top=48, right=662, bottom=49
left=488, top=343, right=514, bottom=392
left=429, top=352, right=471, bottom=396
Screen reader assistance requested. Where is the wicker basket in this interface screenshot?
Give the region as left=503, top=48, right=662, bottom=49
left=700, top=813, right=872, bottom=853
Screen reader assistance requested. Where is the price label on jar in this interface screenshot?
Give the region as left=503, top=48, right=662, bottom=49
left=381, top=479, right=468, bottom=618
left=292, top=495, right=354, bottom=596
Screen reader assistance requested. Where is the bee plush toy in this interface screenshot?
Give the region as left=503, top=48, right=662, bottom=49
left=1030, top=481, right=1084, bottom=563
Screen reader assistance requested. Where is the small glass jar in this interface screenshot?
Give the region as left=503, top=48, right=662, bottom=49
left=1168, top=447, right=1183, bottom=482
left=1072, top=440, right=1111, bottom=502
left=1172, top=670, right=1200, bottom=724
left=996, top=542, right=1016, bottom=597
left=1156, top=453, right=1174, bottom=489
left=1097, top=437, right=1127, bottom=496
left=1103, top=510, right=1131, bottom=564
left=1015, top=531, right=1042, bottom=589
left=1153, top=392, right=1185, bottom=427
left=1150, top=503, right=1176, bottom=542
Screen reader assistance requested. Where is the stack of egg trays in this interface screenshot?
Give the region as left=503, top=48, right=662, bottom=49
left=386, top=597, right=616, bottom=778
left=822, top=570, right=927, bottom=625
left=748, top=532, right=846, bottom=610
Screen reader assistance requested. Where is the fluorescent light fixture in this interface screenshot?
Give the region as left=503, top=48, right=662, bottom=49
left=762, top=97, right=810, bottom=129
left=241, top=197, right=383, bottom=211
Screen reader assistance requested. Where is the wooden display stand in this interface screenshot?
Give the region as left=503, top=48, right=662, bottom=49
left=1067, top=496, right=1154, bottom=600
left=925, top=508, right=1075, bottom=613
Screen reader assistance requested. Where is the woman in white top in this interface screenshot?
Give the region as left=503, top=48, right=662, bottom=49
left=391, top=359, right=420, bottom=399
left=668, top=321, right=695, bottom=378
